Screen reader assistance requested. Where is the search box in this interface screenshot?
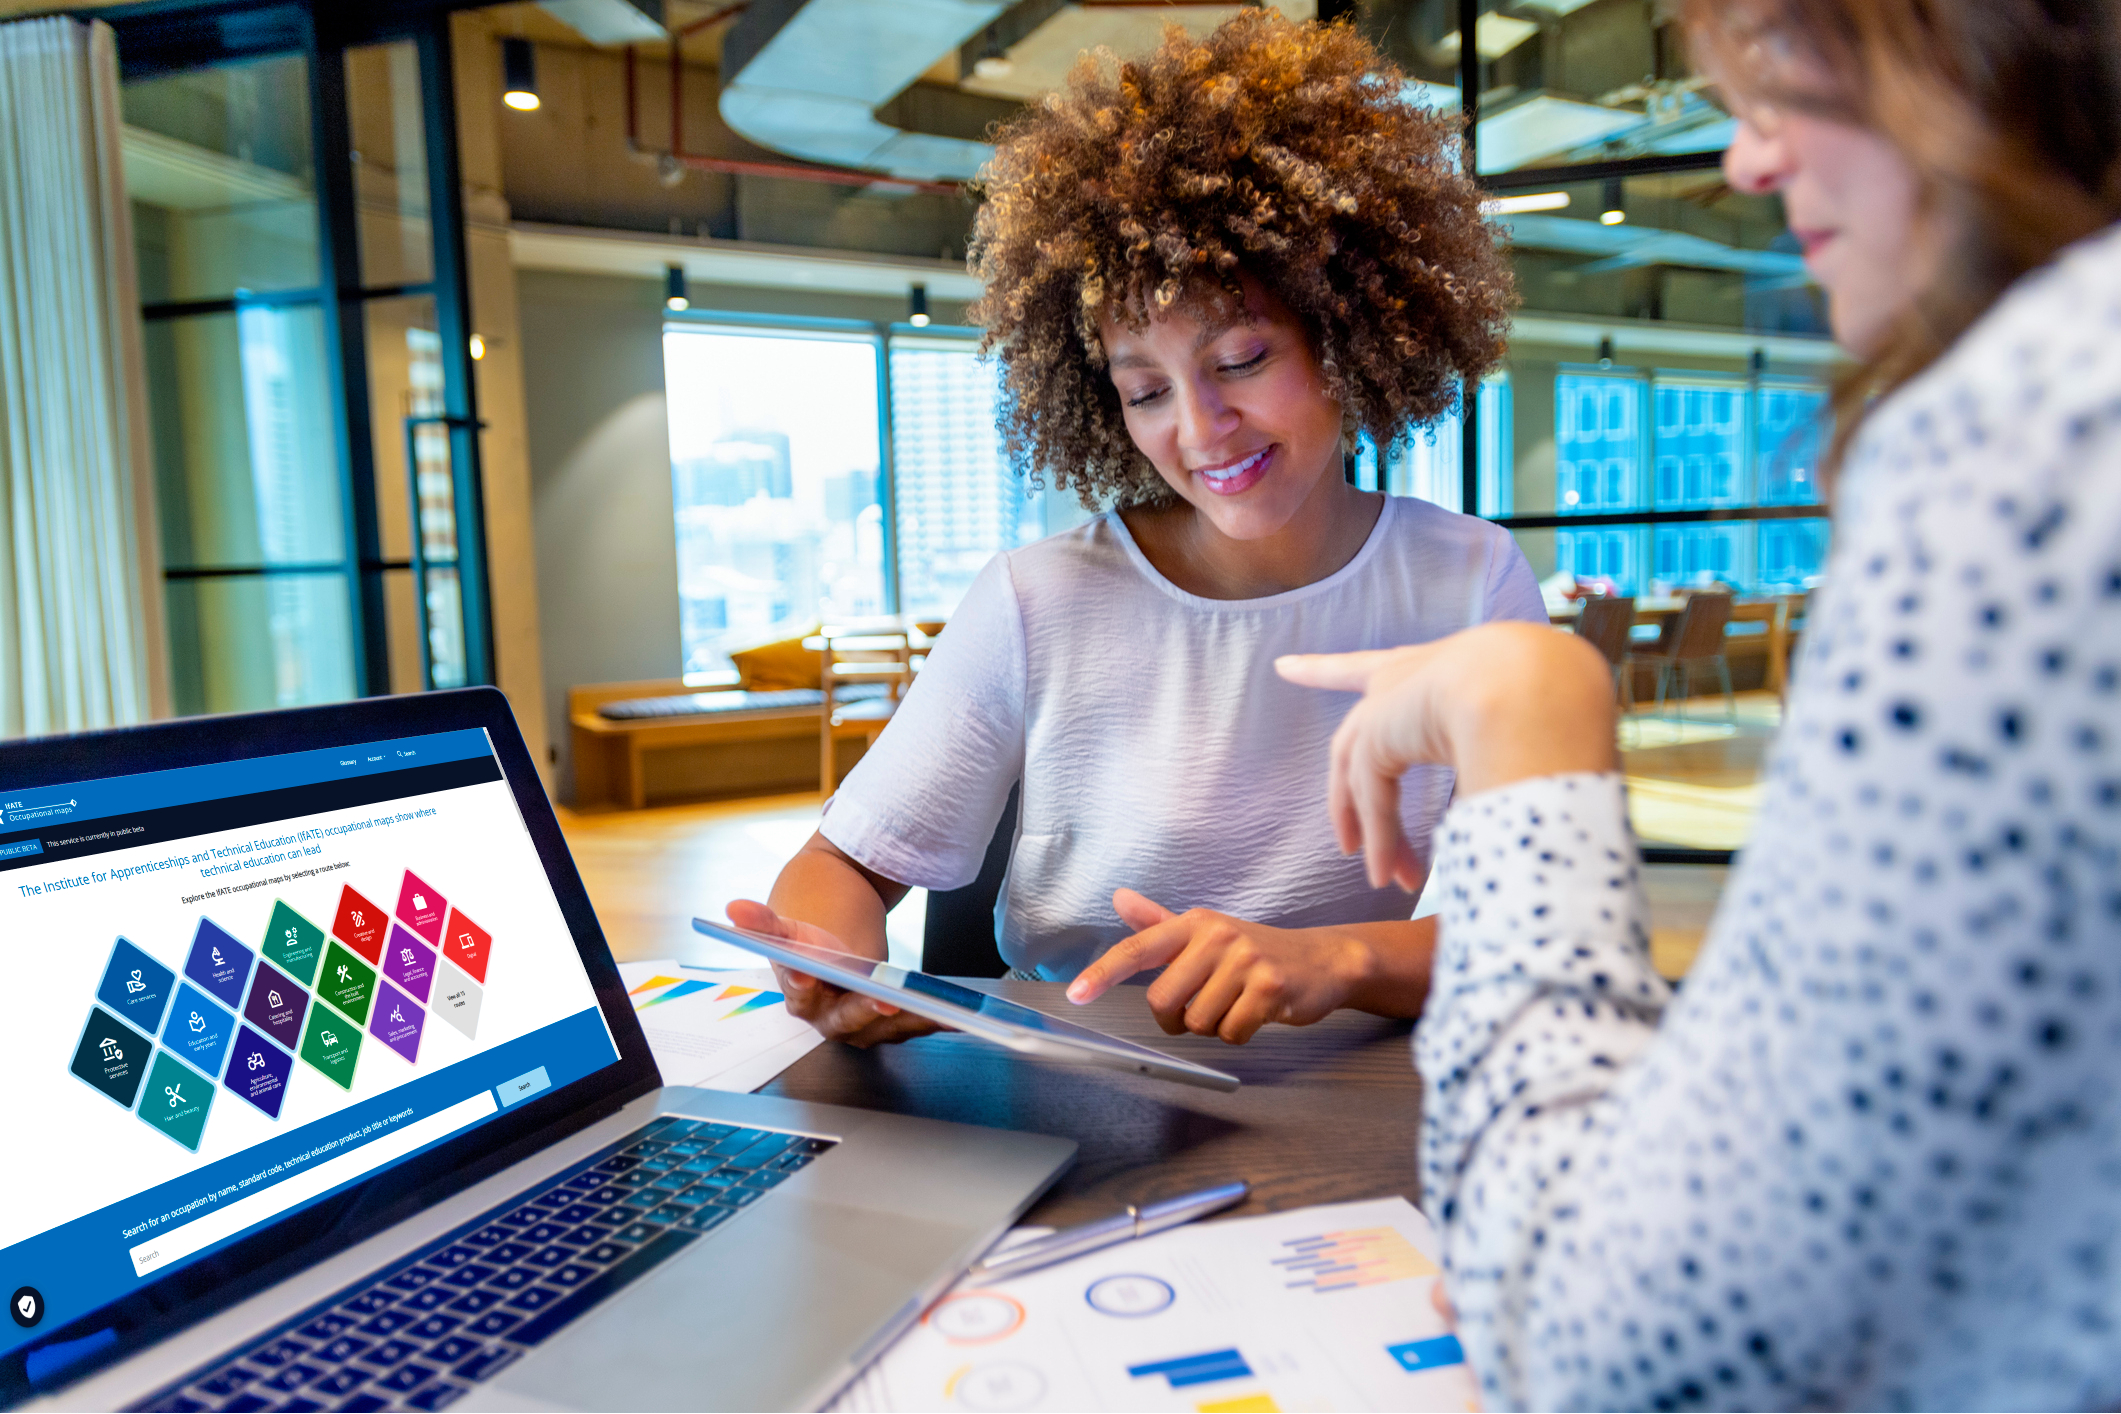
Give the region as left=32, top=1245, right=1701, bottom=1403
left=130, top=1090, right=498, bottom=1280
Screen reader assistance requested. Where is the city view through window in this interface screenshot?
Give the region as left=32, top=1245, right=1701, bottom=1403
left=664, top=326, right=1050, bottom=675
left=664, top=322, right=1836, bottom=681
left=663, top=328, right=888, bottom=677
left=1550, top=371, right=1830, bottom=596
left=888, top=338, right=1043, bottom=620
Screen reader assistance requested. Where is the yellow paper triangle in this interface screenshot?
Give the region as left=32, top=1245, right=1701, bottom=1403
left=715, top=985, right=760, bottom=1000
left=628, top=975, right=682, bottom=996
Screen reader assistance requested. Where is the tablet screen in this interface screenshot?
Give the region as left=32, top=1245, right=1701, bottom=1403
left=693, top=920, right=1237, bottom=1088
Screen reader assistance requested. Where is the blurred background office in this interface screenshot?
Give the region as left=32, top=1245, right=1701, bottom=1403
left=0, top=0, right=1838, bottom=973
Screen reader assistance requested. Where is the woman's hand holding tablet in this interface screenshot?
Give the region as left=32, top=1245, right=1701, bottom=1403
left=725, top=898, right=942, bottom=1048
left=696, top=912, right=1241, bottom=1090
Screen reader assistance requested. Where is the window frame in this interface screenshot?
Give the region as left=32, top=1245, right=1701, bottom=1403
left=108, top=0, right=494, bottom=698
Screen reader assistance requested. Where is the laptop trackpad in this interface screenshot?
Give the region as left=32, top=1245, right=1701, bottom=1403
left=469, top=1199, right=976, bottom=1412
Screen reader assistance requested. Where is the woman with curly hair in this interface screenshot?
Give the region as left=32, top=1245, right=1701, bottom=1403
left=731, top=9, right=1542, bottom=1047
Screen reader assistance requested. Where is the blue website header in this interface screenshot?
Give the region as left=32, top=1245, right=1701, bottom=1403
left=0, top=731, right=495, bottom=836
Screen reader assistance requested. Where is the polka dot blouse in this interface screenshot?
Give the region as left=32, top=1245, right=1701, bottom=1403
left=1419, top=223, right=2121, bottom=1410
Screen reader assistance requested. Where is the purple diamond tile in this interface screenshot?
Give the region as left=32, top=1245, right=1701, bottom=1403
left=243, top=960, right=309, bottom=1052
left=184, top=918, right=254, bottom=1011
left=368, top=980, right=425, bottom=1064
left=382, top=925, right=436, bottom=1003
left=225, top=1025, right=293, bottom=1119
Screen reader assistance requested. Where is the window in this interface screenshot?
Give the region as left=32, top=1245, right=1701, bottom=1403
left=1540, top=367, right=1832, bottom=597
left=887, top=337, right=1043, bottom=619
left=662, top=322, right=1070, bottom=671
left=1653, top=377, right=1745, bottom=508
left=663, top=326, right=888, bottom=676
left=119, top=18, right=494, bottom=713
left=1362, top=376, right=1511, bottom=515
left=1757, top=381, right=1828, bottom=506
left=1556, top=371, right=1643, bottom=512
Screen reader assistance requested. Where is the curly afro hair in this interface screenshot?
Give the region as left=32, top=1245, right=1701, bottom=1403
left=967, top=9, right=1515, bottom=509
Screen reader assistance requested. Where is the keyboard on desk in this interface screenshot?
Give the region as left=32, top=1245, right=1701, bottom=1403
left=139, top=1114, right=837, bottom=1414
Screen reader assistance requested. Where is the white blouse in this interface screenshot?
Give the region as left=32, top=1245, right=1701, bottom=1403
left=1420, top=222, right=2121, bottom=1409
left=823, top=496, right=1543, bottom=979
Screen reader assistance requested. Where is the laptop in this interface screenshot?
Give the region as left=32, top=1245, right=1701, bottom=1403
left=0, top=689, right=1075, bottom=1413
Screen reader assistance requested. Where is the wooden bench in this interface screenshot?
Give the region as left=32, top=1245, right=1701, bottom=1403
left=568, top=678, right=885, bottom=810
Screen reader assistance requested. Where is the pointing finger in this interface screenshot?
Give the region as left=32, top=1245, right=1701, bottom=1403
left=1273, top=648, right=1395, bottom=693
left=1112, top=887, right=1177, bottom=931
left=1068, top=914, right=1193, bottom=1004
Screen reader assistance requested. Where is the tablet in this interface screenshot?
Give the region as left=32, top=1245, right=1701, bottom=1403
left=690, top=918, right=1241, bottom=1092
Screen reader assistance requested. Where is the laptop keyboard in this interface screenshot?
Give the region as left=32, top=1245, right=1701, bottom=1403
left=137, top=1115, right=836, bottom=1413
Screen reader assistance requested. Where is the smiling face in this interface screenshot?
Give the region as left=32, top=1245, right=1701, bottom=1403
left=1718, top=82, right=1929, bottom=356
left=1099, top=276, right=1349, bottom=543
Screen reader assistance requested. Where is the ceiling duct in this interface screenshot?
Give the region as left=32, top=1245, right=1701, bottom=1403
left=537, top=0, right=667, bottom=45
left=719, top=0, right=1011, bottom=184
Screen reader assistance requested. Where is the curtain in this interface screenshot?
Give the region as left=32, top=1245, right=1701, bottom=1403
left=0, top=16, right=169, bottom=738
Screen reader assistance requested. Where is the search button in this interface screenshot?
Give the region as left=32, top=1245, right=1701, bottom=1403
left=497, top=1066, right=551, bottom=1108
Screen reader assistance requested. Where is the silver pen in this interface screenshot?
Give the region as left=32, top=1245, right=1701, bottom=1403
left=967, top=1180, right=1249, bottom=1283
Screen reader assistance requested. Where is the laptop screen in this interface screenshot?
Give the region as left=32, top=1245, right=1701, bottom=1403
left=0, top=726, right=622, bottom=1370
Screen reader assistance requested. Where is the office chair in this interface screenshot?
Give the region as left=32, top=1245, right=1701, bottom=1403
left=920, top=784, right=1017, bottom=978
left=1572, top=595, right=1637, bottom=714
left=1632, top=591, right=1736, bottom=723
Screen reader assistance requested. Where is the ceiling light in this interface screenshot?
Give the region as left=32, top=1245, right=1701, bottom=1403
left=1481, top=191, right=1570, bottom=215
left=665, top=264, right=689, bottom=312
left=502, top=38, right=540, bottom=112
left=908, top=284, right=930, bottom=327
left=1599, top=177, right=1626, bottom=225
left=1435, top=13, right=1540, bottom=62
left=468, top=333, right=486, bottom=361
left=972, top=27, right=1011, bottom=80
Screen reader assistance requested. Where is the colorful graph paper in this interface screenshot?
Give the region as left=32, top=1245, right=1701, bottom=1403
left=638, top=979, right=717, bottom=1008
left=1128, top=1349, right=1254, bottom=1390
left=1271, top=1226, right=1438, bottom=1293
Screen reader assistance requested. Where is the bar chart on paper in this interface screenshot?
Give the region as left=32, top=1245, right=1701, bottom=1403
left=829, top=1198, right=1478, bottom=1413
left=617, top=960, right=824, bottom=1091
left=1273, top=1226, right=1437, bottom=1294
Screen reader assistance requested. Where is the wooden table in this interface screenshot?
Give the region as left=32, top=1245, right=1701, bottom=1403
left=761, top=979, right=1422, bottom=1227
left=1546, top=595, right=1686, bottom=627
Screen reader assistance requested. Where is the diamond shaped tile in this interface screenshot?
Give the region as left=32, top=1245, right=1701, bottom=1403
left=70, top=1008, right=152, bottom=1109
left=262, top=899, right=325, bottom=986
left=369, top=980, right=426, bottom=1064
left=184, top=918, right=254, bottom=1010
left=225, top=1025, right=293, bottom=1119
left=395, top=871, right=447, bottom=946
left=139, top=1052, right=213, bottom=1152
left=333, top=883, right=388, bottom=964
left=96, top=938, right=175, bottom=1037
left=441, top=908, right=490, bottom=985
left=244, top=961, right=309, bottom=1051
left=162, top=982, right=236, bottom=1078
left=316, top=942, right=377, bottom=1026
left=429, top=958, right=482, bottom=1041
left=382, top=925, right=436, bottom=1003
left=300, top=1005, right=362, bottom=1089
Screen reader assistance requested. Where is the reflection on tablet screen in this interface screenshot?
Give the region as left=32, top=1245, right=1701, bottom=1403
left=734, top=928, right=1152, bottom=1050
